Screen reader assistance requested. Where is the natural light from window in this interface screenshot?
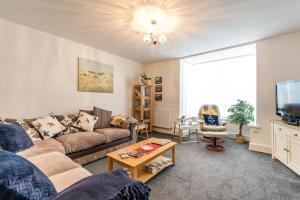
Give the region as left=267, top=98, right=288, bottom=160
left=180, top=44, right=256, bottom=121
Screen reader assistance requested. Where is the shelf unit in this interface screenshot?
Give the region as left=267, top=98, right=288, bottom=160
left=134, top=85, right=153, bottom=132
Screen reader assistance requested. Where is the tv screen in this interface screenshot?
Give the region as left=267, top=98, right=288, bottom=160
left=276, top=80, right=300, bottom=118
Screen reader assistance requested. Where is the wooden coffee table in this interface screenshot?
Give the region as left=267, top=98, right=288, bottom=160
left=106, top=137, right=176, bottom=183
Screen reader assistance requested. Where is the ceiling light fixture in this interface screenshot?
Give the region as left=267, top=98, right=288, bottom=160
left=142, top=20, right=167, bottom=45
left=131, top=5, right=175, bottom=46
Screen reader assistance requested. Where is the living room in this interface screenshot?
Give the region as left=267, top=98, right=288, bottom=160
left=0, top=1, right=300, bottom=200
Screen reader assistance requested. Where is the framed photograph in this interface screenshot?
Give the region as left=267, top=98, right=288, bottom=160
left=155, top=76, right=162, bottom=84
left=155, top=85, right=162, bottom=92
left=155, top=94, right=162, bottom=101
left=78, top=57, right=113, bottom=93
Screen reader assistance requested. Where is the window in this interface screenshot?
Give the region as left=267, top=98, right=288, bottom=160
left=180, top=44, right=256, bottom=121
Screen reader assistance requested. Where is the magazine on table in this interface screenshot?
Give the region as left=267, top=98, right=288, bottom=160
left=144, top=157, right=173, bottom=174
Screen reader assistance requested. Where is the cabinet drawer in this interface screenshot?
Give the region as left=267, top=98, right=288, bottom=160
left=273, top=124, right=300, bottom=140
left=273, top=124, right=288, bottom=134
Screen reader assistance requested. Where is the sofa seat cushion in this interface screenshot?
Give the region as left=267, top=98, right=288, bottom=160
left=49, top=168, right=91, bottom=192
left=202, top=125, right=226, bottom=132
left=17, top=138, right=65, bottom=158
left=94, top=128, right=130, bottom=143
left=27, top=152, right=81, bottom=177
left=56, top=132, right=105, bottom=154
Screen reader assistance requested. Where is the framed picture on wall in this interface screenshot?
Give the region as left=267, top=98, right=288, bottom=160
left=155, top=76, right=162, bottom=84
left=155, top=94, right=162, bottom=101
left=155, top=85, right=162, bottom=92
left=78, top=57, right=113, bottom=93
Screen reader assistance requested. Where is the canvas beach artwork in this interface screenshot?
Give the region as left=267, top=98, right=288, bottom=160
left=78, top=58, right=113, bottom=93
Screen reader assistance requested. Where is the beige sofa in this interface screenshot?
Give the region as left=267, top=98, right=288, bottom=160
left=18, top=149, right=92, bottom=192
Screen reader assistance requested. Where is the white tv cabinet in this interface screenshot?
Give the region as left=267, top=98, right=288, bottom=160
left=272, top=120, right=300, bottom=175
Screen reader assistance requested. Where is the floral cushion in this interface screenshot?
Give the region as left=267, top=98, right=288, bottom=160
left=72, top=112, right=98, bottom=132
left=31, top=114, right=66, bottom=139
left=0, top=117, right=41, bottom=141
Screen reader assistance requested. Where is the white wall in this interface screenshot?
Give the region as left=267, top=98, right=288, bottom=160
left=250, top=31, right=300, bottom=153
left=0, top=19, right=143, bottom=118
left=144, top=60, right=180, bottom=133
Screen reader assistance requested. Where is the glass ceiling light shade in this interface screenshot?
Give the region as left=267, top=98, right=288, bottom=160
left=131, top=5, right=179, bottom=45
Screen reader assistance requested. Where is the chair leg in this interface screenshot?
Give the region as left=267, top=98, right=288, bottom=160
left=179, top=130, right=183, bottom=144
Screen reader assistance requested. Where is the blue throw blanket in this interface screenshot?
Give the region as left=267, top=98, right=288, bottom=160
left=52, top=169, right=151, bottom=200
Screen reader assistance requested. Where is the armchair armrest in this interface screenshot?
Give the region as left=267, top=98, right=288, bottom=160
left=219, top=120, right=227, bottom=126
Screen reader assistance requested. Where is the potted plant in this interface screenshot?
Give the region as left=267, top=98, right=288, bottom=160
left=140, top=72, right=152, bottom=86
left=227, top=99, right=254, bottom=143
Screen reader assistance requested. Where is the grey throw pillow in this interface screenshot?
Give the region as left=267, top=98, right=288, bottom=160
left=93, top=107, right=112, bottom=129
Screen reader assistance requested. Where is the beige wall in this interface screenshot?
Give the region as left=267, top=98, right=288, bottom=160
left=0, top=19, right=143, bottom=118
left=250, top=31, right=300, bottom=152
left=144, top=60, right=180, bottom=133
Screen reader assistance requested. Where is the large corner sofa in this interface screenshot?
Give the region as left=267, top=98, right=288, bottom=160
left=17, top=123, right=137, bottom=165
left=1, top=112, right=138, bottom=192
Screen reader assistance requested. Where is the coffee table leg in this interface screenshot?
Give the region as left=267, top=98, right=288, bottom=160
left=130, top=167, right=138, bottom=179
left=108, top=157, right=113, bottom=171
left=172, top=146, right=176, bottom=165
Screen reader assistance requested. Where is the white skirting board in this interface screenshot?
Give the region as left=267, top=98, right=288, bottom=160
left=249, top=142, right=272, bottom=154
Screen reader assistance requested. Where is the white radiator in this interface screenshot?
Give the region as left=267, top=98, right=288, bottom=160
left=153, top=110, right=172, bottom=129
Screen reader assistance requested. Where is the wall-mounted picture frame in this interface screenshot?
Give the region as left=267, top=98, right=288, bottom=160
left=155, top=76, right=162, bottom=84
left=155, top=85, right=162, bottom=92
left=155, top=94, right=162, bottom=101
left=78, top=57, right=113, bottom=93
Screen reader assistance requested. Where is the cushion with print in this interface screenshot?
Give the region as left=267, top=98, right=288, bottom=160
left=72, top=112, right=98, bottom=132
left=31, top=113, right=66, bottom=139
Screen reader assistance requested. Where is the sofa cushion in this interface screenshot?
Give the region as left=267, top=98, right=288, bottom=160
left=93, top=106, right=112, bottom=129
left=56, top=114, right=81, bottom=136
left=202, top=125, right=226, bottom=132
left=0, top=123, right=33, bottom=153
left=72, top=112, right=98, bottom=132
left=49, top=168, right=91, bottom=192
left=94, top=128, right=130, bottom=143
left=31, top=113, right=66, bottom=139
left=0, top=150, right=57, bottom=200
left=17, top=138, right=65, bottom=158
left=0, top=118, right=42, bottom=141
left=56, top=132, right=106, bottom=154
left=27, top=152, right=81, bottom=177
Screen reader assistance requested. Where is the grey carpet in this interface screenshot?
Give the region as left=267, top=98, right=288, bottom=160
left=83, top=133, right=300, bottom=200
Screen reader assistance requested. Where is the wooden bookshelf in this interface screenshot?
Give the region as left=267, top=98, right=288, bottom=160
left=134, top=85, right=153, bottom=132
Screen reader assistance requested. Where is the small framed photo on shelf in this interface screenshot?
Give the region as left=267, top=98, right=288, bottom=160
left=155, top=76, right=162, bottom=84
left=155, top=85, right=162, bottom=92
left=155, top=94, right=162, bottom=101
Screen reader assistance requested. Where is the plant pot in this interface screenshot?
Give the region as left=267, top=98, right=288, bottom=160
left=143, top=79, right=152, bottom=86
left=235, top=136, right=244, bottom=144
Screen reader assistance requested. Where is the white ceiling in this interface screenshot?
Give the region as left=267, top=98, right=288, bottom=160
left=0, top=0, right=300, bottom=64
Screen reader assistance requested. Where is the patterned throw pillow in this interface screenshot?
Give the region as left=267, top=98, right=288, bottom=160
left=31, top=113, right=66, bottom=139
left=57, top=114, right=81, bottom=136
left=203, top=114, right=219, bottom=126
left=0, top=118, right=42, bottom=141
left=72, top=112, right=98, bottom=132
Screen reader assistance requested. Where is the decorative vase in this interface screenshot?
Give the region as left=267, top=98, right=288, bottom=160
left=235, top=136, right=244, bottom=144
left=143, top=79, right=152, bottom=86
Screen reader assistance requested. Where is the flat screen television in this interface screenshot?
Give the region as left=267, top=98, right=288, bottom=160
left=276, top=80, right=300, bottom=125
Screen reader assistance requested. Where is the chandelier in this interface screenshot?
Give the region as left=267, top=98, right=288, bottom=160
left=131, top=5, right=175, bottom=46
left=142, top=20, right=167, bottom=45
